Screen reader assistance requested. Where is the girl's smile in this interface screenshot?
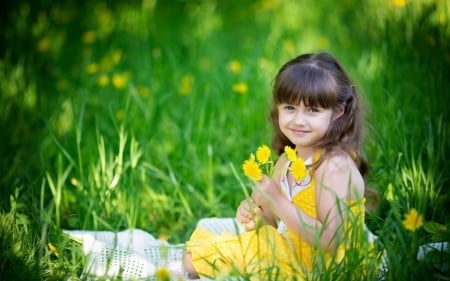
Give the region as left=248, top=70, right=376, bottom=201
left=278, top=102, right=335, bottom=152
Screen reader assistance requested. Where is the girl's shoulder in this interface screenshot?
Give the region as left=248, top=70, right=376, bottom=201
left=313, top=148, right=365, bottom=199
left=314, top=148, right=358, bottom=175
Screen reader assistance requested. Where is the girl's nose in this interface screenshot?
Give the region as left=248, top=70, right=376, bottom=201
left=293, top=111, right=306, bottom=125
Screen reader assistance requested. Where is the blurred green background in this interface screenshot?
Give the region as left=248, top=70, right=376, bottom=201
left=1, top=0, right=449, bottom=280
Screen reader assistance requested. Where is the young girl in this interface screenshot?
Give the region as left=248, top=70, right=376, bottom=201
left=183, top=52, right=376, bottom=280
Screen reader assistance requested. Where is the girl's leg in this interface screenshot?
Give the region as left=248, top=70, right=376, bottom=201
left=182, top=251, right=200, bottom=279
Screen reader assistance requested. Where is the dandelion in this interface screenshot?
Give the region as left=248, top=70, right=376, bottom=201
left=178, top=75, right=194, bottom=96
left=283, top=39, right=295, bottom=56
left=82, top=30, right=96, bottom=44
left=284, top=146, right=297, bottom=162
left=256, top=145, right=271, bottom=164
left=115, top=110, right=125, bottom=121
left=86, top=63, right=99, bottom=74
left=37, top=38, right=50, bottom=52
left=243, top=154, right=263, bottom=181
left=48, top=242, right=59, bottom=257
left=70, top=177, right=78, bottom=186
left=228, top=60, right=242, bottom=73
left=403, top=208, right=424, bottom=232
left=155, top=267, right=171, bottom=281
left=112, top=49, right=123, bottom=65
left=232, top=82, right=248, bottom=94
left=112, top=73, right=127, bottom=89
left=56, top=79, right=70, bottom=91
left=319, top=37, right=329, bottom=49
left=100, top=57, right=113, bottom=72
left=289, top=158, right=308, bottom=183
left=159, top=233, right=168, bottom=242
left=138, top=86, right=150, bottom=98
left=98, top=74, right=109, bottom=87
left=393, top=0, right=406, bottom=7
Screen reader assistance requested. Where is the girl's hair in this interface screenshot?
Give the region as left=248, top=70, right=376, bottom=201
left=269, top=52, right=368, bottom=178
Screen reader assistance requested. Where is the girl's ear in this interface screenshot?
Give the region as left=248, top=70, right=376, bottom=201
left=332, top=105, right=345, bottom=121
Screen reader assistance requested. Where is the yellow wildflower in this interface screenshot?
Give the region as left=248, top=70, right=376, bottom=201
left=138, top=86, right=150, bottom=98
left=37, top=38, right=50, bottom=52
left=86, top=63, right=99, bottom=74
left=112, top=73, right=127, bottom=89
left=228, top=60, right=242, bottom=73
left=232, top=82, right=248, bottom=94
left=284, top=146, right=297, bottom=162
left=155, top=267, right=171, bottom=281
left=48, top=242, right=59, bottom=257
left=403, top=208, right=424, bottom=232
left=100, top=57, right=113, bottom=72
left=319, top=37, right=329, bottom=49
left=98, top=74, right=109, bottom=87
left=178, top=75, right=194, bottom=96
left=243, top=154, right=262, bottom=181
left=158, top=233, right=168, bottom=242
left=289, top=158, right=308, bottom=183
left=56, top=79, right=70, bottom=91
left=115, top=110, right=125, bottom=121
left=112, top=49, right=123, bottom=65
left=283, top=39, right=295, bottom=56
left=82, top=30, right=96, bottom=44
left=256, top=145, right=271, bottom=164
left=393, top=0, right=406, bottom=7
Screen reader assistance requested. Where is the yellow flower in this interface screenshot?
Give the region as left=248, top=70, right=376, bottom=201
left=155, top=267, right=171, bottom=281
left=98, top=74, right=109, bottom=87
left=112, top=49, right=123, bottom=65
left=112, top=73, right=127, bottom=89
left=243, top=154, right=262, bottom=181
left=284, top=146, right=297, bottom=162
left=228, top=60, right=242, bottom=73
left=283, top=39, right=295, bottom=56
left=48, top=242, right=59, bottom=257
left=86, top=63, right=99, bottom=74
left=115, top=110, right=125, bottom=121
left=82, top=30, right=96, bottom=44
left=138, top=86, right=150, bottom=98
left=393, top=0, right=406, bottom=7
left=178, top=75, right=194, bottom=96
left=256, top=145, right=271, bottom=164
left=232, top=82, right=248, bottom=94
left=319, top=37, right=329, bottom=49
left=289, top=158, right=308, bottom=183
left=37, top=38, right=50, bottom=52
left=158, top=233, right=168, bottom=242
left=403, top=208, right=424, bottom=232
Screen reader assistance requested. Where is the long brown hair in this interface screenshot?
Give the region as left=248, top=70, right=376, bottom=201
left=269, top=52, right=377, bottom=207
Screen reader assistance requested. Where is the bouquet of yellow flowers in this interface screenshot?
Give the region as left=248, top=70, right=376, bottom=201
left=242, top=145, right=308, bottom=183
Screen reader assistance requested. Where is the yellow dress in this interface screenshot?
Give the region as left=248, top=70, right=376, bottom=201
left=186, top=159, right=369, bottom=280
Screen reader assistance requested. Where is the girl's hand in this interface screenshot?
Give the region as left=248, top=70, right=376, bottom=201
left=252, top=174, right=281, bottom=209
left=236, top=198, right=263, bottom=231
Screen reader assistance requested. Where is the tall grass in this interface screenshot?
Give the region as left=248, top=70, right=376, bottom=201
left=0, top=0, right=449, bottom=280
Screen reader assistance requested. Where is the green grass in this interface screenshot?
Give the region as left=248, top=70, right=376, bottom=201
left=1, top=0, right=449, bottom=280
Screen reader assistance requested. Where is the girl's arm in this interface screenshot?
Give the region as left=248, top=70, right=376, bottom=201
left=254, top=152, right=364, bottom=251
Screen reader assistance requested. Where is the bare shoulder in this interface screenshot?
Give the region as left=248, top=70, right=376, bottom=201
left=314, top=150, right=364, bottom=200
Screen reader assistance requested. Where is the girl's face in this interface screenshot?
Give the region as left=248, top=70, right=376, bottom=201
left=277, top=101, right=337, bottom=157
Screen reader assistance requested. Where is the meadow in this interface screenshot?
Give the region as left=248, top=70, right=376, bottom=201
left=0, top=0, right=449, bottom=280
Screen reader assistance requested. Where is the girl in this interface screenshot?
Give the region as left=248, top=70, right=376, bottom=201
left=183, top=52, right=376, bottom=280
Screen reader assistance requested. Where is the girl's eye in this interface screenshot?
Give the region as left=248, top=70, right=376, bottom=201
left=308, top=107, right=319, bottom=113
left=284, top=105, right=296, bottom=111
